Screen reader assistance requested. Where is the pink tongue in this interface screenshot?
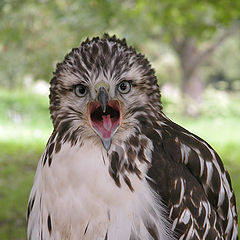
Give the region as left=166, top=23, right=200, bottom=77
left=102, top=115, right=112, bottom=132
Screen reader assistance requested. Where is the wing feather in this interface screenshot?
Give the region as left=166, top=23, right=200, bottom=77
left=147, top=116, right=238, bottom=239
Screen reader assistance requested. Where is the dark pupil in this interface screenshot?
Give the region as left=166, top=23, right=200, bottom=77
left=120, top=82, right=127, bottom=91
left=78, top=85, right=85, bottom=94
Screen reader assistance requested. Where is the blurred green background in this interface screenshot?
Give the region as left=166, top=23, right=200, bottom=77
left=0, top=0, right=240, bottom=239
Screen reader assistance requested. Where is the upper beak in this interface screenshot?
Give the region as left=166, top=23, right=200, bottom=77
left=95, top=82, right=110, bottom=112
left=97, top=86, right=109, bottom=112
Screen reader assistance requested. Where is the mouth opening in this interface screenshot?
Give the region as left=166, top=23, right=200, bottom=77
left=89, top=100, right=121, bottom=139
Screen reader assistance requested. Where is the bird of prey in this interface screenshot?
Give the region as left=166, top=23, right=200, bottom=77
left=27, top=34, right=238, bottom=240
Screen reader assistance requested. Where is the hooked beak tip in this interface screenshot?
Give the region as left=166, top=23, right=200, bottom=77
left=102, top=104, right=107, bottom=113
left=102, top=138, right=111, bottom=151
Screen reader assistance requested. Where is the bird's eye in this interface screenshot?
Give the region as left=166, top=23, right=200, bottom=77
left=74, top=84, right=88, bottom=97
left=117, top=80, right=131, bottom=94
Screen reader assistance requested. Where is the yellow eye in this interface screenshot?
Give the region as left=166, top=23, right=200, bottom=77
left=74, top=84, right=88, bottom=97
left=117, top=80, right=131, bottom=94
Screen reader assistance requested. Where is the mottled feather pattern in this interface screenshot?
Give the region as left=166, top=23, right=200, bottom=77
left=145, top=115, right=238, bottom=239
left=27, top=34, right=238, bottom=239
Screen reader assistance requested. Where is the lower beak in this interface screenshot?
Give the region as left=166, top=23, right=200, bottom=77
left=102, top=138, right=112, bottom=152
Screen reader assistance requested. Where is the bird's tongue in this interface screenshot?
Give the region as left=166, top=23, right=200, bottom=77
left=102, top=115, right=112, bottom=132
left=94, top=114, right=115, bottom=139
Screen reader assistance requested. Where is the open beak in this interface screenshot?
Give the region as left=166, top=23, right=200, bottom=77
left=88, top=84, right=121, bottom=151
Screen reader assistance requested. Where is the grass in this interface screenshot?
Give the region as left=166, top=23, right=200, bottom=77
left=0, top=89, right=52, bottom=240
left=0, top=88, right=239, bottom=239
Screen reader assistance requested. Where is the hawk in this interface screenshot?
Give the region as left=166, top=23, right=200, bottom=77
left=27, top=34, right=238, bottom=240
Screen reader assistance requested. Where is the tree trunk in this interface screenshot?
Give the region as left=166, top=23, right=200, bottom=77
left=171, top=29, right=237, bottom=116
left=182, top=67, right=204, bottom=116
left=177, top=39, right=204, bottom=116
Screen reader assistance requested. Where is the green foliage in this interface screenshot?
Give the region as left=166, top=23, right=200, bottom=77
left=0, top=89, right=51, bottom=129
left=99, top=0, right=240, bottom=42
left=1, top=0, right=240, bottom=88
left=0, top=0, right=111, bottom=87
left=201, top=88, right=240, bottom=117
left=209, top=35, right=240, bottom=90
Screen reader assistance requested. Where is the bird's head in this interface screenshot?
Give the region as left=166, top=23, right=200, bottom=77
left=49, top=34, right=162, bottom=151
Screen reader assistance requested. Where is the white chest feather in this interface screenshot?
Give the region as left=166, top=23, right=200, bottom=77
left=28, top=141, right=173, bottom=240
